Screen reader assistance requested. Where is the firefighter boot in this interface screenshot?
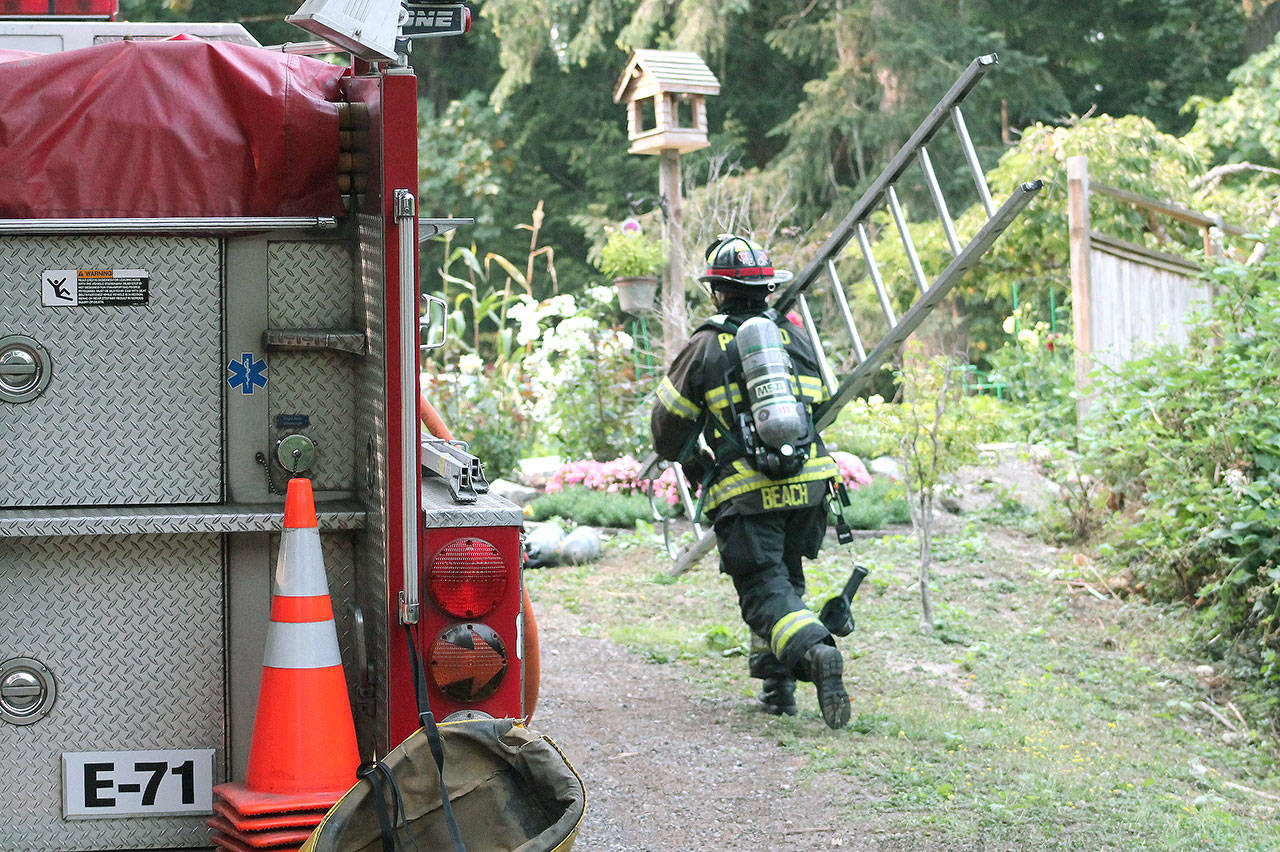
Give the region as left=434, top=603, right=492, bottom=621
left=805, top=643, right=851, bottom=729
left=749, top=640, right=796, bottom=715
left=760, top=676, right=797, bottom=716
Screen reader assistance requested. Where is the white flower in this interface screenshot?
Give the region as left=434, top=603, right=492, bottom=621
left=458, top=353, right=484, bottom=375
left=1224, top=467, right=1248, bottom=496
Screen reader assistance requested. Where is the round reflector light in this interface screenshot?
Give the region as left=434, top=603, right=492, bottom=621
left=428, top=537, right=508, bottom=618
left=430, top=623, right=508, bottom=703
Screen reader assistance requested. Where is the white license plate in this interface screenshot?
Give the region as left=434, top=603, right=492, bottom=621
left=62, top=749, right=214, bottom=818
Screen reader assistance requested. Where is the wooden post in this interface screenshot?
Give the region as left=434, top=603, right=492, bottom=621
left=1066, top=155, right=1092, bottom=425
left=659, top=148, right=687, bottom=364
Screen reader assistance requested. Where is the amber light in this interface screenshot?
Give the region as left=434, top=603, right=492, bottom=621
left=430, top=623, right=507, bottom=703
left=428, top=537, right=508, bottom=618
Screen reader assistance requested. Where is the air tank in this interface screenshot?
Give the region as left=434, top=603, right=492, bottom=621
left=736, top=316, right=808, bottom=455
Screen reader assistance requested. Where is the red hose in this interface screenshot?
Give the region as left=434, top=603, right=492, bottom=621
left=522, top=584, right=541, bottom=725
left=419, top=391, right=453, bottom=441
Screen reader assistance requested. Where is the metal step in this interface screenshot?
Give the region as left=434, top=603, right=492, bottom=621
left=646, top=54, right=1043, bottom=570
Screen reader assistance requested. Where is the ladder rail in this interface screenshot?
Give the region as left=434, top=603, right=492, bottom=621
left=775, top=53, right=999, bottom=314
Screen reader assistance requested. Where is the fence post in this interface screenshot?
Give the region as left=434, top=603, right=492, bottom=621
left=1066, top=155, right=1092, bottom=425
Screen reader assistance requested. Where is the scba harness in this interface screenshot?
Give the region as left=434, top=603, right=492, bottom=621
left=700, top=309, right=815, bottom=479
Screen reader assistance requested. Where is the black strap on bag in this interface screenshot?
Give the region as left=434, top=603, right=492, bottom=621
left=404, top=623, right=467, bottom=852
left=356, top=759, right=410, bottom=852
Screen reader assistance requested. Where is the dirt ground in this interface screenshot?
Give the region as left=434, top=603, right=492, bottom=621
left=531, top=595, right=875, bottom=852
left=524, top=453, right=1063, bottom=851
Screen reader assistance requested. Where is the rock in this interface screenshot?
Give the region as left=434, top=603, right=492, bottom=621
left=559, top=527, right=603, bottom=565
left=516, top=456, right=563, bottom=487
left=869, top=456, right=902, bottom=481
left=524, top=522, right=565, bottom=568
left=490, top=477, right=539, bottom=506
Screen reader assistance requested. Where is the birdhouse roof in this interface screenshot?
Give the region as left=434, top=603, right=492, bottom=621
left=613, top=49, right=720, bottom=103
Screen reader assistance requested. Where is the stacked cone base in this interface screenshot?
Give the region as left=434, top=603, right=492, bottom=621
left=211, top=784, right=341, bottom=851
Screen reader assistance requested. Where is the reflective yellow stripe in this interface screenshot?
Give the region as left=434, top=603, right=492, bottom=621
left=705, top=384, right=744, bottom=414
left=771, top=609, right=823, bottom=657
left=797, top=375, right=826, bottom=404
left=657, top=377, right=699, bottom=420
left=704, top=456, right=840, bottom=511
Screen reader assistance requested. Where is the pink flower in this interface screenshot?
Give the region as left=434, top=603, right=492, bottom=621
left=830, top=451, right=871, bottom=489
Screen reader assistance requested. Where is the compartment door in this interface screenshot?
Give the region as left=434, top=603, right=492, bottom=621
left=0, top=236, right=222, bottom=506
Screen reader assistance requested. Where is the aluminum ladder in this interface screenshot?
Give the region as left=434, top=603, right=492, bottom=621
left=646, top=53, right=1044, bottom=572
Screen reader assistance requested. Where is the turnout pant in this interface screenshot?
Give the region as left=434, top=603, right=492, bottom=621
left=713, top=503, right=831, bottom=678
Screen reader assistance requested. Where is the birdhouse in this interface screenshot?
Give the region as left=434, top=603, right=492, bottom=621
left=614, top=49, right=720, bottom=156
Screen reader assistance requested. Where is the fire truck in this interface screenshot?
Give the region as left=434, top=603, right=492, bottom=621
left=0, top=2, right=533, bottom=849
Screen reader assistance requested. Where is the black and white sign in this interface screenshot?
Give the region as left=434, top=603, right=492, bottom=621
left=62, top=749, right=214, bottom=818
left=42, top=268, right=150, bottom=307
left=401, top=2, right=470, bottom=38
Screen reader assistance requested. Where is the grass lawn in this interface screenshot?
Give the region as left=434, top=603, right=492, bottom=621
left=525, top=518, right=1280, bottom=850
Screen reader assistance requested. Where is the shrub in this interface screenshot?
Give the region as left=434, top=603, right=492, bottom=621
left=1086, top=253, right=1280, bottom=700
left=528, top=486, right=666, bottom=528
left=546, top=456, right=683, bottom=509
left=838, top=475, right=911, bottom=530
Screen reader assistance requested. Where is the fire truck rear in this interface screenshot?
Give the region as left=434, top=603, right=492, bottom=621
left=0, top=3, right=530, bottom=849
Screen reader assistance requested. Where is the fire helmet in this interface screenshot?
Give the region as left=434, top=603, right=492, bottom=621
left=698, top=234, right=794, bottom=293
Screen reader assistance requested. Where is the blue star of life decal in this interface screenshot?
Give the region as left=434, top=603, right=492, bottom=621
left=227, top=352, right=268, bottom=395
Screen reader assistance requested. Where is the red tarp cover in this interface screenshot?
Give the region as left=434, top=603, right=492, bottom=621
left=0, top=38, right=349, bottom=218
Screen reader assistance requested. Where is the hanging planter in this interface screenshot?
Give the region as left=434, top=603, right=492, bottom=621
left=614, top=275, right=659, bottom=314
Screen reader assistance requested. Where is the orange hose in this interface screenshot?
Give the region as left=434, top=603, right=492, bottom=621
left=418, top=391, right=453, bottom=441
left=522, top=584, right=541, bottom=725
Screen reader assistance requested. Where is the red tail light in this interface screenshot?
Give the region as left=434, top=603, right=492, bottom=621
left=428, top=536, right=507, bottom=618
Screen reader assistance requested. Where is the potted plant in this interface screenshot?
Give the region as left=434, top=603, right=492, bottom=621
left=598, top=223, right=664, bottom=314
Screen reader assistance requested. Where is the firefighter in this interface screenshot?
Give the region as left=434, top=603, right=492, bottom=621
left=651, top=234, right=851, bottom=729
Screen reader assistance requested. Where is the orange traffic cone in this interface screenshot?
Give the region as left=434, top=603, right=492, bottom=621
left=211, top=478, right=360, bottom=850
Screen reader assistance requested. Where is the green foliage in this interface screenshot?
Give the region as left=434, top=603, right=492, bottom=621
left=982, top=306, right=1075, bottom=441
left=521, top=288, right=653, bottom=459
left=598, top=229, right=664, bottom=279
left=1086, top=253, right=1280, bottom=698
left=1187, top=36, right=1280, bottom=168
left=418, top=93, right=517, bottom=244
left=528, top=485, right=658, bottom=528
left=839, top=476, right=911, bottom=530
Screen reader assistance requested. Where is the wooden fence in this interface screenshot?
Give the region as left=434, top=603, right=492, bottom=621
left=1065, top=155, right=1255, bottom=420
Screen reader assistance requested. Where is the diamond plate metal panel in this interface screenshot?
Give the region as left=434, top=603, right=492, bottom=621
left=0, top=236, right=222, bottom=507
left=420, top=479, right=525, bottom=528
left=267, top=352, right=355, bottom=492
left=353, top=213, right=391, bottom=757
left=267, top=241, right=356, bottom=328
left=0, top=534, right=224, bottom=850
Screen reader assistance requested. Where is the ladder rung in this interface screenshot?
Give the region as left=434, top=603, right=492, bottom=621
left=856, top=223, right=897, bottom=328
left=814, top=180, right=1043, bottom=431
left=952, top=106, right=996, bottom=217
left=887, top=186, right=928, bottom=294
left=797, top=293, right=838, bottom=396
left=918, top=147, right=961, bottom=255
left=826, top=259, right=867, bottom=364
left=673, top=463, right=701, bottom=529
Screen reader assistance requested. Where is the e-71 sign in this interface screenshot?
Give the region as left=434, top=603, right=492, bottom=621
left=401, top=2, right=471, bottom=38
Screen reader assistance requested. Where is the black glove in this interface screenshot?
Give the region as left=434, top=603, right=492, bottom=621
left=680, top=448, right=714, bottom=487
